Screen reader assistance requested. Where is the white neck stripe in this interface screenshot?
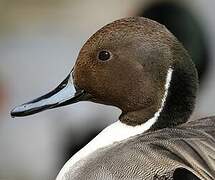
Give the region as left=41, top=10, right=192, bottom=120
left=56, top=67, right=173, bottom=180
left=154, top=67, right=173, bottom=120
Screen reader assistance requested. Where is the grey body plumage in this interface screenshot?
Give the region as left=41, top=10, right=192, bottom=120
left=63, top=117, right=215, bottom=180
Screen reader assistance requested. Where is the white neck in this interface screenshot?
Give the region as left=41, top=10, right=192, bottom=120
left=56, top=68, right=173, bottom=180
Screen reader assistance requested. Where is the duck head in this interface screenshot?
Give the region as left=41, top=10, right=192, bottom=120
left=11, top=17, right=198, bottom=130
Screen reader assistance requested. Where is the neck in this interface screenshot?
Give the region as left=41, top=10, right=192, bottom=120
left=120, top=67, right=173, bottom=130
left=151, top=64, right=198, bottom=130
left=120, top=63, right=197, bottom=131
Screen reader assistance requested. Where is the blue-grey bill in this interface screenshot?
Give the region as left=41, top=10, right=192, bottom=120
left=10, top=74, right=85, bottom=117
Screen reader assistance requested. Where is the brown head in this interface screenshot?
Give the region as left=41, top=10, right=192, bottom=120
left=11, top=17, right=198, bottom=130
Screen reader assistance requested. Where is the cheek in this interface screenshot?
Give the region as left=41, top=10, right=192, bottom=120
left=73, top=56, right=96, bottom=89
left=73, top=65, right=90, bottom=90
left=79, top=67, right=122, bottom=104
left=73, top=65, right=102, bottom=98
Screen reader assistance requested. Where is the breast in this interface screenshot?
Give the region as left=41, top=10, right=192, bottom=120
left=57, top=117, right=215, bottom=180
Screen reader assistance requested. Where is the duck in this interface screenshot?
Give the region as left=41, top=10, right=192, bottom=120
left=11, top=17, right=215, bottom=180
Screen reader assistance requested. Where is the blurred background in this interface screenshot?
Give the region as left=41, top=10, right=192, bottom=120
left=0, top=0, right=215, bottom=179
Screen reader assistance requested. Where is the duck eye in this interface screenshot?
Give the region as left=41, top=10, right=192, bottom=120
left=98, top=50, right=111, bottom=61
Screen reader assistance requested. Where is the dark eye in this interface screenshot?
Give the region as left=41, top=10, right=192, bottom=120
left=98, top=50, right=111, bottom=61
